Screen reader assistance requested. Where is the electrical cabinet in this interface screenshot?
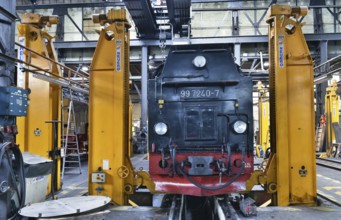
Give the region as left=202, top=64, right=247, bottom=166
left=0, top=87, right=29, bottom=116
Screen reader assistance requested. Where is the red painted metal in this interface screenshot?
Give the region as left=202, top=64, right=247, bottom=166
left=151, top=174, right=252, bottom=196
left=149, top=152, right=253, bottom=196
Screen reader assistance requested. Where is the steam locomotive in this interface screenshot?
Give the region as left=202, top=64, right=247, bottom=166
left=148, top=47, right=253, bottom=196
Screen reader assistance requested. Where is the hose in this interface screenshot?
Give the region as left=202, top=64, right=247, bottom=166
left=176, top=147, right=246, bottom=191
left=0, top=142, right=26, bottom=220
left=14, top=146, right=26, bottom=210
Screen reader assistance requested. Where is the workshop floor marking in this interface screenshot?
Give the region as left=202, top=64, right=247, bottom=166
left=317, top=190, right=339, bottom=204
left=317, top=174, right=341, bottom=184
left=323, top=186, right=341, bottom=191
left=335, top=191, right=341, bottom=196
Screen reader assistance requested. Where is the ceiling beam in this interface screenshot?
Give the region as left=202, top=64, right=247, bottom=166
left=54, top=33, right=341, bottom=49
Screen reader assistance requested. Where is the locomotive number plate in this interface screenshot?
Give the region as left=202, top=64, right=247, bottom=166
left=179, top=88, right=221, bottom=99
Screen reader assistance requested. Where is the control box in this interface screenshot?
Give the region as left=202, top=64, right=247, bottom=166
left=0, top=87, right=29, bottom=116
left=91, top=172, right=106, bottom=183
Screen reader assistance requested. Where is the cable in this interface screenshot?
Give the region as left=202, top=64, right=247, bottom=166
left=176, top=148, right=246, bottom=191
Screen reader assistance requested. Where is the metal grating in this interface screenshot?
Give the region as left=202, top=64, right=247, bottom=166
left=124, top=0, right=158, bottom=38
left=166, top=0, right=191, bottom=36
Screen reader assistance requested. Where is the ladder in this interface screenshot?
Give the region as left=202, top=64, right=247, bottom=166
left=315, top=125, right=326, bottom=152
left=61, top=89, right=82, bottom=179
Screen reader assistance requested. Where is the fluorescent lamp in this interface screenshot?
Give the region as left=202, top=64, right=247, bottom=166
left=173, top=38, right=190, bottom=45
left=130, top=76, right=142, bottom=81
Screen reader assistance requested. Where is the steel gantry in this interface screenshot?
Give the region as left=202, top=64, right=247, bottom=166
left=247, top=5, right=317, bottom=206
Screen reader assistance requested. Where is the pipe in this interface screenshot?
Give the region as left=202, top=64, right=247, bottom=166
left=33, top=73, right=89, bottom=95
left=141, top=46, right=148, bottom=130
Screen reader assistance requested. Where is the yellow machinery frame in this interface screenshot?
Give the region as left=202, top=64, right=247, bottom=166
left=128, top=103, right=133, bottom=157
left=247, top=5, right=316, bottom=206
left=89, top=8, right=156, bottom=205
left=17, top=13, right=62, bottom=192
left=323, top=80, right=339, bottom=157
left=256, top=81, right=270, bottom=158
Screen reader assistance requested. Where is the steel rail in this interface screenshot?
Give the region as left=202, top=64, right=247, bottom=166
left=317, top=192, right=341, bottom=207
left=316, top=158, right=341, bottom=171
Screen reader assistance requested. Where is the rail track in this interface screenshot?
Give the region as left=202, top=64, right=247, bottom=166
left=316, top=157, right=341, bottom=206
left=316, top=158, right=341, bottom=171
left=317, top=191, right=341, bottom=207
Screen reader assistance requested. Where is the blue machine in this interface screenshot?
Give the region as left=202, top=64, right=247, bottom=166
left=0, top=87, right=29, bottom=116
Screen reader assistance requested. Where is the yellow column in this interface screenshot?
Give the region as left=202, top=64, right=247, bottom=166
left=257, top=81, right=270, bottom=157
left=88, top=9, right=133, bottom=205
left=267, top=5, right=316, bottom=206
left=324, top=80, right=339, bottom=157
left=128, top=103, right=133, bottom=157
left=16, top=13, right=61, bottom=192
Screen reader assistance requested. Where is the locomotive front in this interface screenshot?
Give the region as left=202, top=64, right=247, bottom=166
left=148, top=47, right=254, bottom=196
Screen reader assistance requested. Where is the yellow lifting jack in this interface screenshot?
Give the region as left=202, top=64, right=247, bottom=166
left=256, top=81, right=270, bottom=158
left=16, top=13, right=62, bottom=192
left=247, top=5, right=317, bottom=206
left=88, top=8, right=155, bottom=206
left=320, top=80, right=340, bottom=158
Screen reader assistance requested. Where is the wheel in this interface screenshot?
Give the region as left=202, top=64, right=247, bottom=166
left=117, top=165, right=129, bottom=179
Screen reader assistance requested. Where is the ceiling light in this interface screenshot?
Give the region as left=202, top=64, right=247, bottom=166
left=81, top=66, right=89, bottom=72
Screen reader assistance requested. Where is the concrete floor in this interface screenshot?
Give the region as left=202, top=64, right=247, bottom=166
left=317, top=165, right=341, bottom=206
left=245, top=206, right=341, bottom=220
left=50, top=156, right=341, bottom=220
left=56, top=160, right=88, bottom=198
left=54, top=154, right=149, bottom=199
left=31, top=204, right=341, bottom=220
